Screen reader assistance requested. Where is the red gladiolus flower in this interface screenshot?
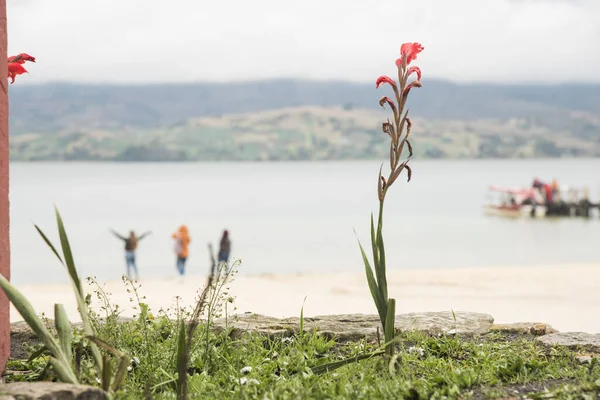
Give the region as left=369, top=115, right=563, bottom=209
left=406, top=66, right=422, bottom=82
left=8, top=62, right=28, bottom=84
left=395, top=42, right=424, bottom=67
left=7, top=52, right=35, bottom=84
left=403, top=80, right=422, bottom=95
left=8, top=53, right=36, bottom=64
left=376, top=75, right=397, bottom=90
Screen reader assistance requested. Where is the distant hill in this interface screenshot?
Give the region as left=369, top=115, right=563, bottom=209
left=7, top=79, right=600, bottom=161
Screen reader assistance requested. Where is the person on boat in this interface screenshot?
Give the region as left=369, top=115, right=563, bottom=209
left=172, top=225, right=191, bottom=276
left=552, top=179, right=560, bottom=202
left=110, top=229, right=152, bottom=280
left=218, top=230, right=231, bottom=266
left=543, top=183, right=553, bottom=204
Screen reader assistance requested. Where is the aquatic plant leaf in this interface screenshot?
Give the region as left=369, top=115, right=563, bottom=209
left=300, top=296, right=307, bottom=337
left=384, top=298, right=396, bottom=356
left=27, top=345, right=49, bottom=363
left=0, top=275, right=77, bottom=383
left=112, top=355, right=131, bottom=392
left=54, top=304, right=73, bottom=362
left=370, top=214, right=379, bottom=272
left=101, top=355, right=112, bottom=392
left=34, top=225, right=64, bottom=266
left=54, top=207, right=82, bottom=296
left=355, top=231, right=386, bottom=325
left=176, top=320, right=188, bottom=400
left=375, top=219, right=388, bottom=302
left=49, top=357, right=78, bottom=384
left=52, top=207, right=103, bottom=374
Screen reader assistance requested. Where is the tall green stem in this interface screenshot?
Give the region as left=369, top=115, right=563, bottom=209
left=376, top=197, right=395, bottom=356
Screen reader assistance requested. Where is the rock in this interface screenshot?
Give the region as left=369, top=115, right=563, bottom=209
left=576, top=355, right=594, bottom=364
left=537, top=332, right=600, bottom=353
left=10, top=322, right=42, bottom=360
left=396, top=311, right=494, bottom=336
left=490, top=322, right=558, bottom=336
left=0, top=382, right=107, bottom=400
left=213, top=311, right=494, bottom=342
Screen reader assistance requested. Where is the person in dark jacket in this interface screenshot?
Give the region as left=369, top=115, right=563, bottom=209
left=110, top=229, right=152, bottom=280
left=218, top=230, right=231, bottom=266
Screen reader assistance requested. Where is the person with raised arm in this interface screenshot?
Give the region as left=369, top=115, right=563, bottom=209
left=110, top=229, right=152, bottom=280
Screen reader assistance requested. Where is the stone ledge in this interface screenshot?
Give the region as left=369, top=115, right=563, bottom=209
left=10, top=312, right=563, bottom=357
left=537, top=332, right=600, bottom=353
left=213, top=311, right=495, bottom=342
left=0, top=382, right=106, bottom=400
left=489, top=322, right=557, bottom=337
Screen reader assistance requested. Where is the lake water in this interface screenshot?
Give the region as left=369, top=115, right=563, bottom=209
left=9, top=159, right=600, bottom=285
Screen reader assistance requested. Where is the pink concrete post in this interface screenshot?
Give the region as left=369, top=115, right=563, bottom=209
left=0, top=0, right=9, bottom=377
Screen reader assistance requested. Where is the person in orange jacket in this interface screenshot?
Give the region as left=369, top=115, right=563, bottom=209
left=172, top=225, right=191, bottom=276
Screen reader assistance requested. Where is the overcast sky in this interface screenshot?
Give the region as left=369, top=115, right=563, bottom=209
left=7, top=0, right=599, bottom=84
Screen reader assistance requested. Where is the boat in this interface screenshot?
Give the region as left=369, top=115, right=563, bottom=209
left=484, top=182, right=599, bottom=219
left=483, top=185, right=547, bottom=218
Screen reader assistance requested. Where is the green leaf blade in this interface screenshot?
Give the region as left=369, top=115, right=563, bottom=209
left=54, top=304, right=73, bottom=363
left=355, top=234, right=386, bottom=326
left=52, top=207, right=103, bottom=374
left=370, top=213, right=380, bottom=273
left=375, top=222, right=388, bottom=302
left=54, top=207, right=82, bottom=296
left=0, top=275, right=62, bottom=358
left=34, top=224, right=65, bottom=266
left=384, top=298, right=396, bottom=356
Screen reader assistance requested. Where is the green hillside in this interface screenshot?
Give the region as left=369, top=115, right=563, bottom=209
left=7, top=79, right=600, bottom=161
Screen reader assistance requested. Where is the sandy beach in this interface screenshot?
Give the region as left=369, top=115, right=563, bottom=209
left=8, top=264, right=600, bottom=333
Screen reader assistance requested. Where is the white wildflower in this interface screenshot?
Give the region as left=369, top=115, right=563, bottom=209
left=239, top=377, right=260, bottom=385
left=240, top=366, right=252, bottom=374
left=407, top=346, right=425, bottom=357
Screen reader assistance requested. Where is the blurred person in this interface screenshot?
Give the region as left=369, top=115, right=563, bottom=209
left=552, top=179, right=560, bottom=202
left=172, top=225, right=191, bottom=276
left=110, top=229, right=152, bottom=280
left=543, top=183, right=553, bottom=204
left=218, top=230, right=231, bottom=266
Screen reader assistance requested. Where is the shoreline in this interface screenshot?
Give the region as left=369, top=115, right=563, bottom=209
left=9, top=263, right=600, bottom=333
left=8, top=157, right=600, bottom=164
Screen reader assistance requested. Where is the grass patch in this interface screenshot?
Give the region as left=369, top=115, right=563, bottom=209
left=6, top=310, right=600, bottom=399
